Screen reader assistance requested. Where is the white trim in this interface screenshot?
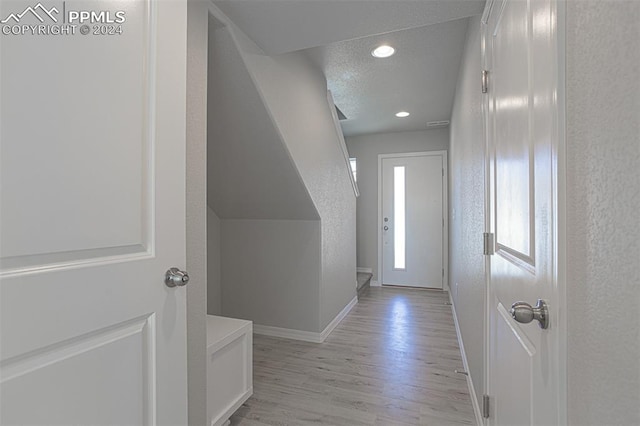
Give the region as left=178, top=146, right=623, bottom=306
left=450, top=291, right=483, bottom=426
left=377, top=157, right=383, bottom=285
left=377, top=150, right=449, bottom=290
left=320, top=296, right=358, bottom=340
left=480, top=8, right=492, bottom=422
left=253, top=296, right=357, bottom=343
left=356, top=267, right=373, bottom=274
left=555, top=0, right=568, bottom=423
left=369, top=280, right=381, bottom=287
left=327, top=90, right=359, bottom=198
left=481, top=0, right=495, bottom=24
left=210, top=388, right=252, bottom=426
left=253, top=324, right=325, bottom=343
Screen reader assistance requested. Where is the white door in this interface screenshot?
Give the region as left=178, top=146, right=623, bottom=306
left=380, top=152, right=446, bottom=288
left=484, top=0, right=564, bottom=424
left=0, top=0, right=188, bottom=424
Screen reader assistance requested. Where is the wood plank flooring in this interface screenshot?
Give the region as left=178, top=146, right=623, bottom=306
left=230, top=287, right=475, bottom=425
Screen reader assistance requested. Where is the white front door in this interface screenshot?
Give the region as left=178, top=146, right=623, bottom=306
left=484, top=0, right=564, bottom=424
left=380, top=152, right=446, bottom=289
left=0, top=0, right=188, bottom=424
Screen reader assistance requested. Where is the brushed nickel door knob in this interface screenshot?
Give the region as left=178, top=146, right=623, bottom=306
left=510, top=299, right=549, bottom=329
left=165, top=268, right=190, bottom=288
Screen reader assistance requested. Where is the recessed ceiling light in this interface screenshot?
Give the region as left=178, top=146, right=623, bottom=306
left=371, top=45, right=395, bottom=58
left=395, top=111, right=410, bottom=118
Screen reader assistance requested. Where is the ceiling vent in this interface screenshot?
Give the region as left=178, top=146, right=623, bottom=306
left=427, top=120, right=450, bottom=128
left=335, top=105, right=348, bottom=121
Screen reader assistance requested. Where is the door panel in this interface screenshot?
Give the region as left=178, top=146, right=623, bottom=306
left=0, top=0, right=151, bottom=265
left=1, top=315, right=154, bottom=425
left=493, top=303, right=533, bottom=425
left=0, top=0, right=188, bottom=424
left=485, top=0, right=562, bottom=424
left=493, top=0, right=534, bottom=262
left=381, top=153, right=444, bottom=288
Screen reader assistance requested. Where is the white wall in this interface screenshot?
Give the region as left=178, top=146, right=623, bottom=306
left=207, top=206, right=221, bottom=316
left=449, top=3, right=640, bottom=423
left=186, top=1, right=208, bottom=424
left=448, top=15, right=484, bottom=411
left=346, top=129, right=449, bottom=282
left=206, top=15, right=321, bottom=332
left=207, top=5, right=356, bottom=333
left=220, top=220, right=321, bottom=332
left=565, top=1, right=640, bottom=424
left=235, top=29, right=357, bottom=330
left=207, top=21, right=318, bottom=221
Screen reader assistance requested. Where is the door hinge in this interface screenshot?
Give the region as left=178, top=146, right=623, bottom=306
left=442, top=168, right=444, bottom=177
left=482, top=70, right=489, bottom=93
left=483, top=232, right=495, bottom=255
left=442, top=268, right=445, bottom=277
left=483, top=394, right=490, bottom=419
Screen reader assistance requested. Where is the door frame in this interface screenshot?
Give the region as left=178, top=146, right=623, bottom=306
left=481, top=4, right=492, bottom=424
left=481, top=0, right=568, bottom=423
left=377, top=150, right=448, bottom=290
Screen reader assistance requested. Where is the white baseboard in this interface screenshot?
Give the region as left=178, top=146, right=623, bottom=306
left=356, top=267, right=373, bottom=274
left=370, top=280, right=381, bottom=287
left=319, top=296, right=357, bottom=341
left=253, top=324, right=325, bottom=343
left=253, top=296, right=358, bottom=344
left=449, top=291, right=483, bottom=426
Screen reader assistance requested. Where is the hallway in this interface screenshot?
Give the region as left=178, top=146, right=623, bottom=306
left=231, top=287, right=475, bottom=425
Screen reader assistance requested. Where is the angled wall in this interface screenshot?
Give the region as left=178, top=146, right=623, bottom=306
left=241, top=49, right=357, bottom=329
left=207, top=15, right=322, bottom=331
left=207, top=19, right=318, bottom=221
left=207, top=8, right=357, bottom=333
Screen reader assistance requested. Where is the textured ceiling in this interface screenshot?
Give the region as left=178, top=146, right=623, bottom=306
left=212, top=0, right=484, bottom=55
left=305, top=17, right=470, bottom=136
left=213, top=0, right=483, bottom=137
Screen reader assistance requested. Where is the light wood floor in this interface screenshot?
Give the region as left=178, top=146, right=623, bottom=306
left=230, top=287, right=476, bottom=425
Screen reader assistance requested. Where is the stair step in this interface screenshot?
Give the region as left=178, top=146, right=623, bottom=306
left=356, top=273, right=373, bottom=299
left=357, top=272, right=373, bottom=289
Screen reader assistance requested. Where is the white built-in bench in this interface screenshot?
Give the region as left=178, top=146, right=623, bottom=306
left=206, top=315, right=253, bottom=426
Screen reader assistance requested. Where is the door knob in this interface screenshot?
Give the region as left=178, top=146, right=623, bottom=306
left=510, top=299, right=549, bottom=329
left=165, top=268, right=190, bottom=288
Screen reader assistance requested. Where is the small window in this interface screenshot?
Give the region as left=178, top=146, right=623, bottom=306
left=393, top=166, right=406, bottom=270
left=349, top=158, right=357, bottom=182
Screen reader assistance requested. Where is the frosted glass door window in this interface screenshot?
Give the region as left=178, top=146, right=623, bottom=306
left=394, top=166, right=406, bottom=269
